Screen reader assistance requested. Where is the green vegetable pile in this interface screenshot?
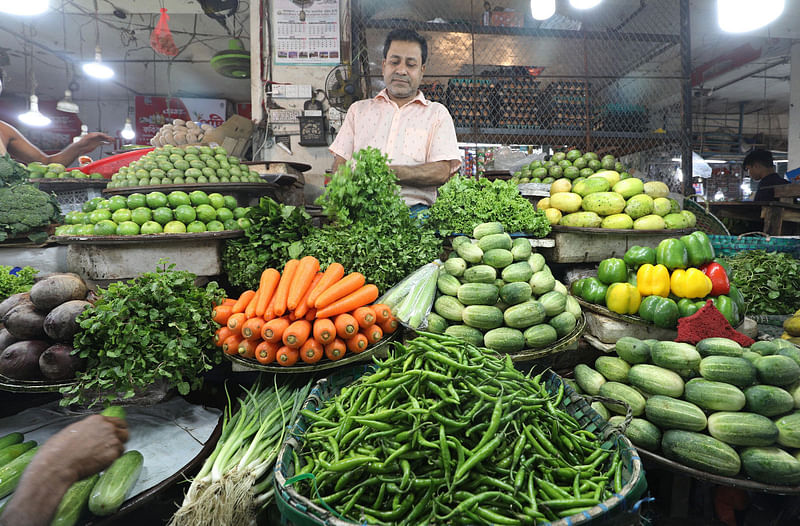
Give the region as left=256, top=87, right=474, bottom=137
left=300, top=147, right=442, bottom=293
left=0, top=153, right=29, bottom=186
left=0, top=266, right=37, bottom=302
left=61, top=261, right=224, bottom=407
left=222, top=197, right=311, bottom=290
left=0, top=184, right=62, bottom=243
left=722, top=250, right=800, bottom=314
left=426, top=175, right=551, bottom=237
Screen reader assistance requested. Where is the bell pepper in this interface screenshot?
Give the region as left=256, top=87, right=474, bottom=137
left=598, top=258, right=628, bottom=285
left=638, top=295, right=680, bottom=329
left=670, top=268, right=713, bottom=299
left=713, top=258, right=730, bottom=275
left=713, top=295, right=740, bottom=327
left=677, top=298, right=707, bottom=318
left=679, top=231, right=716, bottom=268
left=580, top=277, right=608, bottom=305
left=571, top=278, right=587, bottom=298
left=636, top=264, right=671, bottom=298
left=699, top=262, right=730, bottom=296
left=623, top=246, right=656, bottom=269
left=605, top=283, right=641, bottom=315
left=656, top=238, right=689, bottom=270
left=627, top=269, right=638, bottom=287
left=728, top=284, right=747, bottom=316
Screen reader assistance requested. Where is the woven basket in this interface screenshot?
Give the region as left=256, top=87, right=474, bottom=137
left=709, top=232, right=800, bottom=258
left=684, top=197, right=730, bottom=236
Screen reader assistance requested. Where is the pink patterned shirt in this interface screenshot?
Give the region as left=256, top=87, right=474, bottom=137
left=329, top=89, right=461, bottom=206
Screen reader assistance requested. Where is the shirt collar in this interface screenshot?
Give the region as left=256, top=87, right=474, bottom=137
left=376, top=88, right=429, bottom=107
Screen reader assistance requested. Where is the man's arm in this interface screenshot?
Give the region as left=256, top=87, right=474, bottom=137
left=331, top=154, right=347, bottom=174
left=389, top=160, right=453, bottom=186
left=1, top=121, right=112, bottom=167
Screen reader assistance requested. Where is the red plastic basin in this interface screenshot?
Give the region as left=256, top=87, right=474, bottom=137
left=78, top=148, right=154, bottom=178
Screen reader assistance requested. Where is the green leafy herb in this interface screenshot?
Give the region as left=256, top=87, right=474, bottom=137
left=0, top=266, right=37, bottom=302
left=426, top=175, right=551, bottom=237
left=61, top=260, right=224, bottom=407
left=722, top=250, right=800, bottom=314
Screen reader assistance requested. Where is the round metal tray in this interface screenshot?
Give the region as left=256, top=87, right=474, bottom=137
left=102, top=182, right=278, bottom=196
left=0, top=374, right=77, bottom=393
left=53, top=230, right=244, bottom=245
left=223, top=330, right=401, bottom=374
left=507, top=312, right=586, bottom=362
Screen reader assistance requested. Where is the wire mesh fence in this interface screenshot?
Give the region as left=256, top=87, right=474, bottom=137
left=347, top=0, right=690, bottom=188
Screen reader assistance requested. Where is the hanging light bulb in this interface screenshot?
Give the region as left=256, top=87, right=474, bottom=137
left=82, top=46, right=114, bottom=79
left=531, top=0, right=556, bottom=20
left=570, top=0, right=602, bottom=9
left=718, top=0, right=784, bottom=33
left=18, top=95, right=51, bottom=127
left=121, top=118, right=135, bottom=140
left=0, top=0, right=48, bottom=16
left=56, top=89, right=79, bottom=113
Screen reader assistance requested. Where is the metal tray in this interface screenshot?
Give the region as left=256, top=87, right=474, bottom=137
left=102, top=182, right=278, bottom=196
left=53, top=230, right=244, bottom=245
left=242, top=160, right=312, bottom=173
left=0, top=374, right=77, bottom=393
left=223, top=330, right=401, bottom=374
left=29, top=179, right=109, bottom=190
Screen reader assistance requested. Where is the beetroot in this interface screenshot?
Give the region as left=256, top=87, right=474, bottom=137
left=39, top=344, right=84, bottom=380
left=0, top=340, right=49, bottom=380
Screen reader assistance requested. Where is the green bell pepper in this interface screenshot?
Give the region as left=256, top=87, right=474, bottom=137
left=571, top=278, right=587, bottom=298
left=728, top=284, right=746, bottom=316
left=580, top=277, right=608, bottom=305
left=623, top=246, right=656, bottom=269
left=677, top=298, right=707, bottom=318
left=638, top=295, right=680, bottom=329
left=655, top=238, right=689, bottom=271
left=679, top=231, right=716, bottom=268
left=713, top=295, right=740, bottom=327
left=627, top=269, right=638, bottom=287
left=598, top=258, right=628, bottom=285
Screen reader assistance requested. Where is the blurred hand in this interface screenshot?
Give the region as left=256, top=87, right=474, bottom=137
left=73, top=132, right=114, bottom=155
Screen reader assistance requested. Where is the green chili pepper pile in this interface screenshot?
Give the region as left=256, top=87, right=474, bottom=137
left=294, top=333, right=626, bottom=525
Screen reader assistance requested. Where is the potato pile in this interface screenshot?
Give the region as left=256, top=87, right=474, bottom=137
left=150, top=119, right=215, bottom=147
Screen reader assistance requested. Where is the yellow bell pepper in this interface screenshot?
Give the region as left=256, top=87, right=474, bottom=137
left=605, top=282, right=641, bottom=315
left=670, top=268, right=713, bottom=299
left=636, top=264, right=670, bottom=298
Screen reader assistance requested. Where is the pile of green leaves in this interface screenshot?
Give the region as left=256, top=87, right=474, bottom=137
left=722, top=250, right=800, bottom=314
left=61, top=261, right=224, bottom=407
left=222, top=197, right=312, bottom=290
left=301, top=147, right=442, bottom=293
left=425, top=175, right=551, bottom=237
left=0, top=153, right=29, bottom=187
left=0, top=266, right=37, bottom=302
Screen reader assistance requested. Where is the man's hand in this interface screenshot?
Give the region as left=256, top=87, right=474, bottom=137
left=72, top=132, right=114, bottom=156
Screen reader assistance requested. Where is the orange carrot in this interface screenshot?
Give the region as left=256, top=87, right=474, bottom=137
left=255, top=341, right=280, bottom=364
left=306, top=263, right=345, bottom=308
left=371, top=303, right=392, bottom=324
left=379, top=317, right=399, bottom=335
left=255, top=268, right=281, bottom=318
left=304, top=308, right=316, bottom=321
left=346, top=333, right=369, bottom=354
left=314, top=272, right=365, bottom=310
left=214, top=326, right=234, bottom=347
left=324, top=339, right=347, bottom=361
left=299, top=338, right=324, bottom=364
left=222, top=334, right=244, bottom=355
left=294, top=273, right=323, bottom=319
left=231, top=290, right=256, bottom=314
left=334, top=313, right=359, bottom=340
left=227, top=313, right=247, bottom=334
left=283, top=319, right=312, bottom=349
left=262, top=317, right=290, bottom=343
left=287, top=256, right=320, bottom=311
left=245, top=288, right=260, bottom=319
left=222, top=298, right=237, bottom=306
left=273, top=259, right=300, bottom=317
left=364, top=324, right=383, bottom=345
left=263, top=293, right=278, bottom=322
left=276, top=345, right=299, bottom=367
left=316, top=285, right=379, bottom=320
left=212, top=305, right=233, bottom=325
left=353, top=306, right=376, bottom=328
left=313, top=318, right=336, bottom=345
left=238, top=338, right=259, bottom=359
left=242, top=317, right=265, bottom=341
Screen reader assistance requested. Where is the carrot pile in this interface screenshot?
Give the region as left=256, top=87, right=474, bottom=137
left=211, top=256, right=398, bottom=367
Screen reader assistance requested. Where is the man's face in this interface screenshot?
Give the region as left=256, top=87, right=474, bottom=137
left=382, top=40, right=425, bottom=101
left=745, top=163, right=768, bottom=181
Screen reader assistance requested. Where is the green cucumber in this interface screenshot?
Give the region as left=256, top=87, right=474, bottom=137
left=699, top=355, right=757, bottom=388
left=434, top=295, right=464, bottom=322
left=456, top=242, right=483, bottom=264
left=511, top=238, right=532, bottom=261
left=529, top=270, right=555, bottom=295
left=88, top=450, right=144, bottom=516
left=777, top=345, right=800, bottom=367
left=425, top=312, right=448, bottom=334
left=444, top=325, right=484, bottom=347
left=101, top=406, right=127, bottom=420
left=503, top=300, right=546, bottom=329
left=462, top=305, right=504, bottom=330
left=437, top=273, right=461, bottom=297
left=0, top=447, right=38, bottom=499
left=645, top=395, right=707, bottom=432
left=740, top=447, right=800, bottom=485
left=565, top=296, right=582, bottom=318
left=615, top=337, right=651, bottom=365
left=483, top=249, right=514, bottom=269
left=457, top=283, right=499, bottom=306
left=499, top=282, right=532, bottom=306
left=744, top=385, right=795, bottom=417
left=501, top=262, right=534, bottom=283
left=0, top=433, right=23, bottom=451
left=750, top=341, right=778, bottom=356
left=463, top=265, right=497, bottom=284
left=472, top=222, right=504, bottom=239
left=523, top=324, right=557, bottom=349
left=696, top=337, right=743, bottom=357
left=707, top=412, right=778, bottom=446
left=527, top=253, right=546, bottom=273
left=477, top=232, right=512, bottom=252
left=450, top=235, right=471, bottom=249
left=598, top=381, right=646, bottom=416
left=742, top=350, right=762, bottom=364
left=483, top=327, right=525, bottom=353
left=684, top=378, right=746, bottom=412
left=791, top=382, right=800, bottom=409
left=595, top=356, right=630, bottom=383
left=591, top=401, right=611, bottom=421
left=443, top=257, right=467, bottom=277
left=775, top=411, right=800, bottom=448
left=628, top=364, right=684, bottom=398
left=51, top=474, right=101, bottom=526
left=549, top=311, right=577, bottom=338
left=574, top=364, right=605, bottom=395
left=538, top=291, right=566, bottom=317
left=755, top=355, right=800, bottom=386
left=609, top=416, right=661, bottom=452
left=0, top=441, right=36, bottom=468
left=661, top=430, right=740, bottom=477
left=651, top=342, right=701, bottom=372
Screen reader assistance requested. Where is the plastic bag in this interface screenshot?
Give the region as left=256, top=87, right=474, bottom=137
left=378, top=261, right=441, bottom=329
left=493, top=146, right=546, bottom=173
left=151, top=8, right=179, bottom=57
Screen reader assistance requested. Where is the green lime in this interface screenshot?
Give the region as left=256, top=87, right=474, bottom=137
left=174, top=177, right=185, bottom=184
left=140, top=221, right=163, bottom=234
left=228, top=156, right=239, bottom=165
left=584, top=152, right=599, bottom=161
left=580, top=167, right=595, bottom=178
left=185, top=168, right=202, bottom=178
left=82, top=197, right=102, bottom=213
left=202, top=167, right=216, bottom=179
left=197, top=176, right=209, bottom=184
left=64, top=211, right=77, bottom=225
left=130, top=207, right=153, bottom=225
left=223, top=195, right=238, bottom=210
left=588, top=160, right=602, bottom=171
left=175, top=205, right=197, bottom=224
left=187, top=221, right=207, bottom=233
left=208, top=176, right=220, bottom=183
left=76, top=224, right=95, bottom=236
left=74, top=212, right=88, bottom=225
left=552, top=152, right=566, bottom=162
left=167, top=191, right=191, bottom=208
left=94, top=220, right=118, bottom=236
left=111, top=208, right=132, bottom=223
left=573, top=157, right=588, bottom=170
left=214, top=146, right=228, bottom=156
left=207, top=193, right=225, bottom=209
left=223, top=219, right=239, bottom=230
left=116, top=221, right=140, bottom=235
left=185, top=177, right=197, bottom=184
left=149, top=178, right=163, bottom=185
left=233, top=207, right=248, bottom=219
left=174, top=160, right=190, bottom=171
left=89, top=209, right=112, bottom=224
left=151, top=168, right=166, bottom=179
left=169, top=154, right=183, bottom=163
left=236, top=218, right=252, bottom=230
left=199, top=146, right=214, bottom=155
left=167, top=169, right=183, bottom=179
left=195, top=204, right=217, bottom=223
left=164, top=221, right=187, bottom=233
left=548, top=165, right=563, bottom=178
left=566, top=149, right=582, bottom=162
left=228, top=166, right=241, bottom=177
left=189, top=190, right=210, bottom=206
left=206, top=220, right=225, bottom=232
left=152, top=207, right=174, bottom=226
left=146, top=191, right=168, bottom=208
left=138, top=178, right=150, bottom=186
left=95, top=199, right=111, bottom=210
left=216, top=207, right=234, bottom=223
left=558, top=160, right=572, bottom=169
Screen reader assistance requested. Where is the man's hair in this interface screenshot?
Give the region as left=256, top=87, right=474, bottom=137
left=383, top=29, right=428, bottom=65
left=743, top=149, right=774, bottom=170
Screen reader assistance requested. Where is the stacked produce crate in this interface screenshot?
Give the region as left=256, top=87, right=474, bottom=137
left=447, top=78, right=495, bottom=129
left=496, top=76, right=539, bottom=129
left=541, top=80, right=590, bottom=130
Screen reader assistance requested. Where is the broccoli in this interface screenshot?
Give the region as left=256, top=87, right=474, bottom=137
left=0, top=154, right=30, bottom=186
left=0, top=184, right=62, bottom=242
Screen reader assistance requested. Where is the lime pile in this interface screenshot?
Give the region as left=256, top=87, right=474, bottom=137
left=106, top=145, right=262, bottom=188
left=54, top=190, right=251, bottom=236
left=27, top=162, right=104, bottom=180
left=510, top=150, right=628, bottom=185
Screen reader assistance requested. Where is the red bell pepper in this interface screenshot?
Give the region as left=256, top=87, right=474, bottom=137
left=700, top=262, right=730, bottom=296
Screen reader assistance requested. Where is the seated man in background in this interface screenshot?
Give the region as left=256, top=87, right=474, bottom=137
left=744, top=149, right=788, bottom=202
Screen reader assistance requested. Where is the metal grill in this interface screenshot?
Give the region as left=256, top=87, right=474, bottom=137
left=347, top=0, right=692, bottom=192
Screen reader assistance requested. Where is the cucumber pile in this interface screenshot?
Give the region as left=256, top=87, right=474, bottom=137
left=427, top=222, right=582, bottom=353
left=575, top=336, right=800, bottom=484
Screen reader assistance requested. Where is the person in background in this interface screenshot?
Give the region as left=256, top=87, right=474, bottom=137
left=0, top=414, right=128, bottom=526
left=329, top=28, right=461, bottom=215
left=743, top=149, right=788, bottom=202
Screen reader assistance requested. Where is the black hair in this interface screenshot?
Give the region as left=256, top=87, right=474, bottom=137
left=743, top=149, right=774, bottom=170
left=383, top=29, right=428, bottom=65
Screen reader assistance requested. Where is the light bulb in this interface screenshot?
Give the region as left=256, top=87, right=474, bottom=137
left=18, top=95, right=51, bottom=127
left=56, top=89, right=79, bottom=114
left=0, top=0, right=48, bottom=15
left=570, top=0, right=601, bottom=9
left=82, top=47, right=114, bottom=79
left=531, top=0, right=556, bottom=20
left=121, top=118, right=135, bottom=140
left=718, top=0, right=784, bottom=33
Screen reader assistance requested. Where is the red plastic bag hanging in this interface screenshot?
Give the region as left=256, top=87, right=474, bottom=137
left=150, top=8, right=179, bottom=56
